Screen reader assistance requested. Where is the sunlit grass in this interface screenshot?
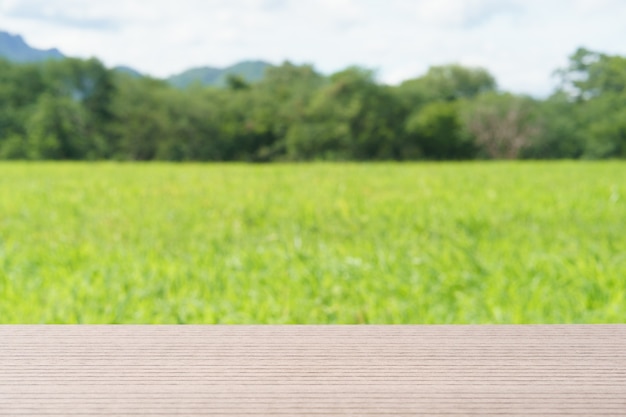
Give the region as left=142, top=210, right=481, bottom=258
left=0, top=161, right=624, bottom=323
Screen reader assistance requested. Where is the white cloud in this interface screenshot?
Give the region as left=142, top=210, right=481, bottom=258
left=409, top=0, right=516, bottom=28
left=1, top=0, right=626, bottom=95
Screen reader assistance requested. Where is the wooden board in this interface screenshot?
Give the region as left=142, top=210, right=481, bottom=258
left=1, top=325, right=625, bottom=416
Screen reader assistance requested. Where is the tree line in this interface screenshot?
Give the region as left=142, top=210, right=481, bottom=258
left=0, top=47, right=624, bottom=161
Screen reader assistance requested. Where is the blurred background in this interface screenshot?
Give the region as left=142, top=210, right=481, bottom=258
left=0, top=1, right=625, bottom=324
left=1, top=0, right=626, bottom=160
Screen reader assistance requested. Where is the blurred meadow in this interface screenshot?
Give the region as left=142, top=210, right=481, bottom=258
left=1, top=161, right=624, bottom=323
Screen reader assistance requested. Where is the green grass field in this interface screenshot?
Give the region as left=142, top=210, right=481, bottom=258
left=0, top=162, right=624, bottom=323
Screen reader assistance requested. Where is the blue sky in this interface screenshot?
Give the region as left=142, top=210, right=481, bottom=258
left=1, top=0, right=625, bottom=95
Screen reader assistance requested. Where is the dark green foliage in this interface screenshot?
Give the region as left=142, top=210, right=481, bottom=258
left=554, top=48, right=626, bottom=158
left=556, top=48, right=626, bottom=101
left=398, top=64, right=496, bottom=107
left=26, top=93, right=87, bottom=159
left=0, top=57, right=115, bottom=159
left=584, top=97, right=626, bottom=158
left=523, top=92, right=585, bottom=159
left=0, top=48, right=625, bottom=161
left=286, top=67, right=404, bottom=160
left=226, top=74, right=250, bottom=91
left=405, top=101, right=475, bottom=159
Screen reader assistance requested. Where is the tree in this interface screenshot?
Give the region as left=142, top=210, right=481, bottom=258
left=461, top=93, right=540, bottom=159
left=44, top=58, right=116, bottom=146
left=110, top=76, right=172, bottom=160
left=247, top=62, right=327, bottom=161
left=556, top=48, right=626, bottom=101
left=523, top=92, right=584, bottom=159
left=25, top=93, right=88, bottom=159
left=583, top=95, right=626, bottom=158
left=0, top=60, right=47, bottom=147
left=226, top=74, right=250, bottom=91
left=395, top=64, right=496, bottom=159
left=398, top=64, right=496, bottom=107
left=287, top=67, right=403, bottom=160
left=404, top=101, right=474, bottom=159
left=555, top=48, right=626, bottom=158
left=3, top=49, right=626, bottom=161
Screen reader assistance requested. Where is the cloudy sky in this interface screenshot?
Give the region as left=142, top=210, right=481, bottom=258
left=1, top=0, right=625, bottom=95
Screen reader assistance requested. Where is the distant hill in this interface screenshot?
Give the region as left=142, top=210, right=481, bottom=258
left=113, top=65, right=144, bottom=78
left=167, top=60, right=273, bottom=88
left=167, top=66, right=222, bottom=88
left=1, top=29, right=271, bottom=87
left=0, top=30, right=64, bottom=62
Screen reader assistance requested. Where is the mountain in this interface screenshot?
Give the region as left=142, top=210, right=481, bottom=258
left=167, top=66, right=222, bottom=88
left=167, top=60, right=272, bottom=88
left=1, top=30, right=271, bottom=87
left=113, top=65, right=144, bottom=78
left=0, top=30, right=64, bottom=62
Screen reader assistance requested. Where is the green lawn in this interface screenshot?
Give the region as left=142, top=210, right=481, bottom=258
left=1, top=162, right=624, bottom=323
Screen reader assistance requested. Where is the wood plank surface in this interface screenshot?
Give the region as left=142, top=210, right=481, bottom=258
left=1, top=325, right=625, bottom=416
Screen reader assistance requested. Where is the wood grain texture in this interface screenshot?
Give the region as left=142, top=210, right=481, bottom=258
left=1, top=325, right=625, bottom=416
